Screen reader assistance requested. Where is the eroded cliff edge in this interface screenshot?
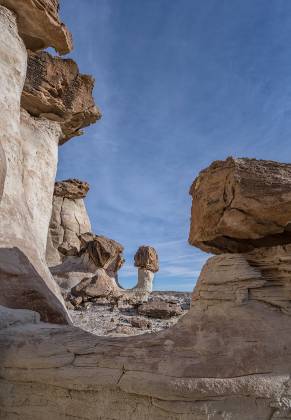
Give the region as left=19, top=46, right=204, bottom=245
left=0, top=2, right=291, bottom=420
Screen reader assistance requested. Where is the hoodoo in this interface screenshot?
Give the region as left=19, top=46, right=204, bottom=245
left=1, top=1, right=291, bottom=419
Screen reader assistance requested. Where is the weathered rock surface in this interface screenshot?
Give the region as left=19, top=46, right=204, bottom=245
left=71, top=269, right=121, bottom=300
left=0, top=0, right=73, bottom=54
left=134, top=245, right=159, bottom=272
left=0, top=6, right=69, bottom=324
left=22, top=50, right=101, bottom=143
left=189, top=157, right=291, bottom=254
left=46, top=181, right=91, bottom=266
left=54, top=178, right=90, bottom=199
left=138, top=301, right=183, bottom=319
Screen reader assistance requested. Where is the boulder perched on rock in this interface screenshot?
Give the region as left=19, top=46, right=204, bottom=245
left=83, top=235, right=124, bottom=270
left=189, top=157, right=291, bottom=254
left=138, top=301, right=182, bottom=319
left=54, top=179, right=89, bottom=199
left=21, top=50, right=101, bottom=143
left=0, top=0, right=73, bottom=54
left=134, top=245, right=159, bottom=272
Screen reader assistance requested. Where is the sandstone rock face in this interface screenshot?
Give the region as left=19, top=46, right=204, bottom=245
left=134, top=245, right=159, bottom=272
left=21, top=50, right=101, bottom=143
left=0, top=0, right=72, bottom=54
left=46, top=181, right=91, bottom=266
left=0, top=6, right=69, bottom=324
left=189, top=157, right=291, bottom=254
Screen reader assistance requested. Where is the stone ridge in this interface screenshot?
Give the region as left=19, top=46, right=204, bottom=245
left=21, top=50, right=101, bottom=144
left=54, top=179, right=90, bottom=199
left=0, top=0, right=73, bottom=54
left=189, top=156, right=291, bottom=254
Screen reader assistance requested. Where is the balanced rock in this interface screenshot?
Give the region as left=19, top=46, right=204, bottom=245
left=134, top=245, right=159, bottom=272
left=21, top=50, right=101, bottom=143
left=189, top=157, right=291, bottom=254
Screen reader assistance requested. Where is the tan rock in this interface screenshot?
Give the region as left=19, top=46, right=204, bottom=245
left=189, top=157, right=291, bottom=254
left=0, top=0, right=73, bottom=54
left=138, top=301, right=183, bottom=319
left=71, top=269, right=121, bottom=299
left=21, top=51, right=101, bottom=144
left=54, top=179, right=89, bottom=199
left=134, top=245, right=159, bottom=272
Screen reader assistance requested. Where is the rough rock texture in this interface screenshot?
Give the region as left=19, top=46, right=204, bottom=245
left=138, top=301, right=183, bottom=319
left=189, top=157, right=291, bottom=254
left=0, top=0, right=73, bottom=54
left=3, top=0, right=291, bottom=417
left=71, top=269, right=121, bottom=300
left=46, top=181, right=91, bottom=266
left=134, top=245, right=159, bottom=272
left=54, top=178, right=90, bottom=199
left=22, top=50, right=101, bottom=143
left=0, top=6, right=69, bottom=324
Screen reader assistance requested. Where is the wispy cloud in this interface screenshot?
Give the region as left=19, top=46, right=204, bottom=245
left=58, top=0, right=291, bottom=291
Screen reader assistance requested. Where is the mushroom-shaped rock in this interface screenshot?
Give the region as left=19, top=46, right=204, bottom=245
left=134, top=245, right=159, bottom=272
left=0, top=0, right=73, bottom=54
left=71, top=269, right=121, bottom=299
left=21, top=51, right=101, bottom=144
left=189, top=157, right=291, bottom=254
left=54, top=179, right=89, bottom=199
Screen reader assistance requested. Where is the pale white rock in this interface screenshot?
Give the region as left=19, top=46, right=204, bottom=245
left=0, top=6, right=69, bottom=324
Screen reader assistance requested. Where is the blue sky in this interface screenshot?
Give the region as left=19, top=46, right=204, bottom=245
left=57, top=0, right=291, bottom=291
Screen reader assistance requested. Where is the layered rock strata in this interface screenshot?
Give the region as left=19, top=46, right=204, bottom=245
left=1, top=1, right=291, bottom=419
left=22, top=50, right=101, bottom=143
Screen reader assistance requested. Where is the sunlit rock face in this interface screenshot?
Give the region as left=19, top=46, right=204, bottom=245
left=189, top=157, right=291, bottom=254
left=2, top=0, right=291, bottom=418
left=0, top=0, right=73, bottom=54
left=22, top=50, right=101, bottom=143
left=0, top=5, right=69, bottom=324
left=46, top=179, right=92, bottom=267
